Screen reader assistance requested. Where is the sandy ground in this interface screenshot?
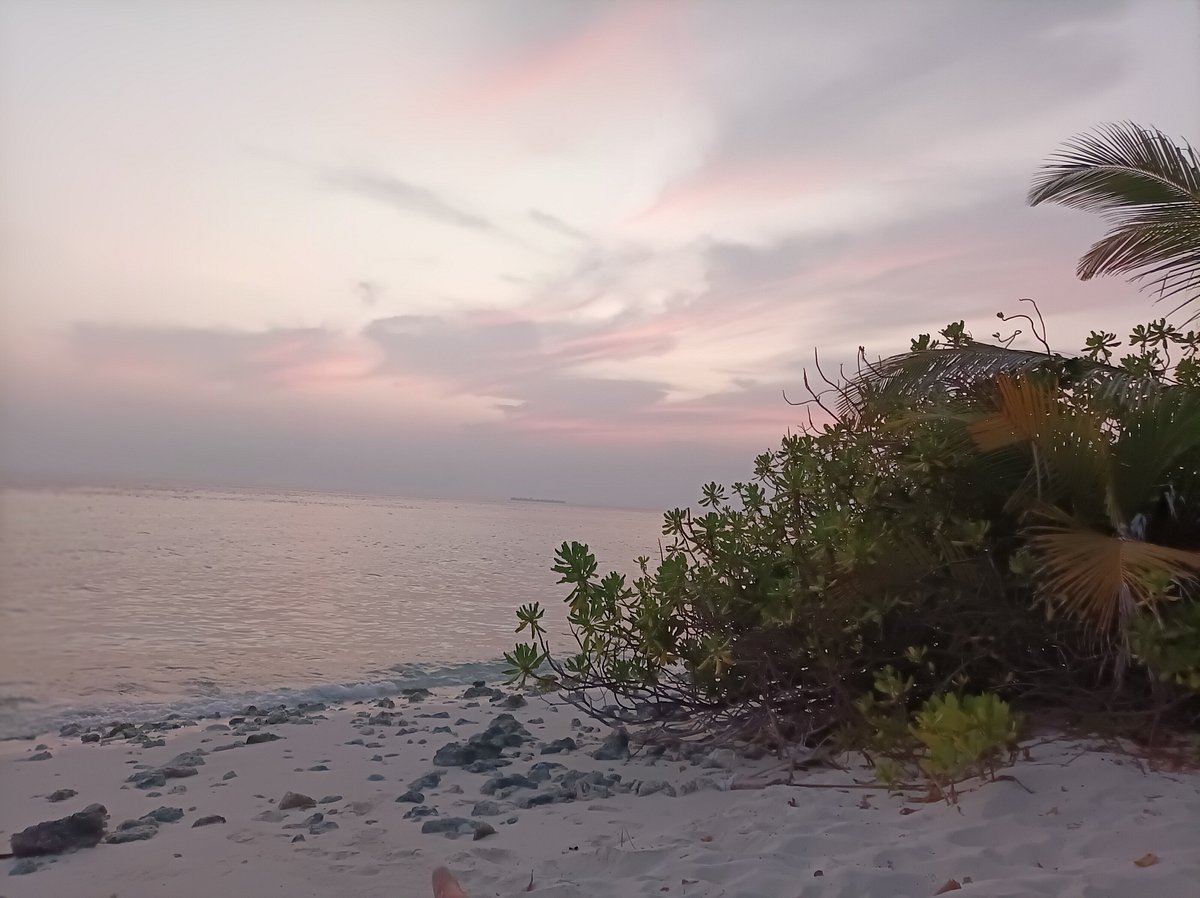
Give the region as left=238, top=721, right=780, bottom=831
left=2, top=686, right=1198, bottom=898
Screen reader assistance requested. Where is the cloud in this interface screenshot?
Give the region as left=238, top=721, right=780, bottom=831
left=69, top=324, right=380, bottom=389
left=528, top=208, right=587, bottom=240
left=322, top=166, right=495, bottom=232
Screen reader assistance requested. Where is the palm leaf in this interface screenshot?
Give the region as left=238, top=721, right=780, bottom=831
left=1028, top=122, right=1200, bottom=315
left=1029, top=513, right=1200, bottom=631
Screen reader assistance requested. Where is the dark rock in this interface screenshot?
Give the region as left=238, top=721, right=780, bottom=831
left=527, top=761, right=565, bottom=783
left=279, top=792, right=316, bottom=811
left=420, top=817, right=495, bottom=839
left=127, top=771, right=166, bottom=789
left=309, top=820, right=339, bottom=835
left=464, top=758, right=510, bottom=773
left=461, top=685, right=493, bottom=699
left=222, top=771, right=238, bottom=781
left=11, top=804, right=108, bottom=857
left=253, top=810, right=287, bottom=823
left=635, top=780, right=676, bottom=797
left=144, top=807, right=184, bottom=823
left=139, top=738, right=167, bottom=749
left=291, top=834, right=305, bottom=843
left=264, top=709, right=289, bottom=725
left=591, top=728, right=630, bottom=761
left=401, top=688, right=431, bottom=703
left=375, top=698, right=395, bottom=709
left=9, top=858, right=43, bottom=875
left=540, top=738, right=577, bottom=755
left=528, top=717, right=544, bottom=725
left=454, top=718, right=475, bottom=726
left=367, top=774, right=385, bottom=782
left=106, top=823, right=158, bottom=844
left=396, top=790, right=425, bottom=803
left=431, top=726, right=452, bottom=734
left=308, top=764, right=330, bottom=771
left=159, top=766, right=199, bottom=780
left=24, top=752, right=52, bottom=762
left=191, top=815, right=226, bottom=828
left=245, top=733, right=281, bottom=745
left=516, top=790, right=565, bottom=809
left=480, top=774, right=537, bottom=795
left=59, top=723, right=83, bottom=737
left=402, top=805, right=439, bottom=820
left=500, top=694, right=527, bottom=710
left=433, top=714, right=530, bottom=767
left=471, top=800, right=501, bottom=817
left=168, top=751, right=206, bottom=768
left=317, top=795, right=343, bottom=804
left=107, top=723, right=138, bottom=739
left=46, top=789, right=78, bottom=803
left=81, top=732, right=100, bottom=743
left=419, top=711, right=451, bottom=719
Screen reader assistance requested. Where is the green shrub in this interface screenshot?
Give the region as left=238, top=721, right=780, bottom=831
left=508, top=311, right=1200, bottom=750
left=912, top=692, right=1021, bottom=786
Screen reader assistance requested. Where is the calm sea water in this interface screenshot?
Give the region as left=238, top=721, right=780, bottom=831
left=0, top=487, right=662, bottom=737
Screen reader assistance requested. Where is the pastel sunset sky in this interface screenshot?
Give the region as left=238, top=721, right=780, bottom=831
left=1, top=0, right=1197, bottom=507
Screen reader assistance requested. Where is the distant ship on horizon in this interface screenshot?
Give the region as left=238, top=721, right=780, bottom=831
left=509, top=496, right=567, bottom=505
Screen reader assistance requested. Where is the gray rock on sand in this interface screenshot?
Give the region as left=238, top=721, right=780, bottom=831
left=480, top=774, right=537, bottom=795
left=309, top=820, right=339, bottom=835
left=106, top=823, right=158, bottom=844
left=420, top=817, right=496, bottom=840
left=143, top=807, right=185, bottom=823
left=635, top=780, right=676, bottom=797
left=222, top=771, right=238, bottom=780
left=403, top=805, right=439, bottom=820
left=471, top=800, right=501, bottom=817
left=540, top=738, right=577, bottom=755
left=461, top=684, right=493, bottom=700
left=433, top=714, right=530, bottom=768
left=500, top=694, right=527, bottom=709
left=191, top=815, right=226, bottom=827
left=46, top=789, right=78, bottom=803
left=317, top=795, right=343, bottom=805
left=396, top=789, right=424, bottom=803
left=168, top=751, right=207, bottom=768
left=367, top=774, right=386, bottom=781
left=24, top=751, right=52, bottom=762
left=591, top=728, right=630, bottom=761
left=409, top=771, right=443, bottom=791
left=516, top=790, right=566, bottom=809
left=279, top=791, right=317, bottom=811
left=246, top=732, right=281, bottom=745
left=81, top=733, right=101, bottom=743
left=11, top=804, right=108, bottom=857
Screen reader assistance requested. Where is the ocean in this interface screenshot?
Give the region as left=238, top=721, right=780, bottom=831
left=0, top=486, right=663, bottom=738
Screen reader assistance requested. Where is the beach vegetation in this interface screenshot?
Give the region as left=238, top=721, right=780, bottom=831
left=507, top=123, right=1200, bottom=756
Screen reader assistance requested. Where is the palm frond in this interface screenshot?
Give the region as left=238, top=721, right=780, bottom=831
left=1029, top=513, right=1200, bottom=631
left=842, top=343, right=1061, bottom=417
left=1110, top=388, right=1200, bottom=521
left=1028, top=122, right=1200, bottom=313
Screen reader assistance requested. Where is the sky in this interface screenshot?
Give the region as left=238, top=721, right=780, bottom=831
left=1, top=0, right=1197, bottom=509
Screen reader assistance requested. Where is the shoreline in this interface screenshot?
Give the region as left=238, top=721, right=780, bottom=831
left=3, top=684, right=1198, bottom=897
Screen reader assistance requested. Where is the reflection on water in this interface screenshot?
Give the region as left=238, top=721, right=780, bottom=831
left=0, top=487, right=661, bottom=708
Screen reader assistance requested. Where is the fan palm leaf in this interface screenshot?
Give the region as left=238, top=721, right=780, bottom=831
left=1029, top=512, right=1200, bottom=631
left=1028, top=122, right=1200, bottom=317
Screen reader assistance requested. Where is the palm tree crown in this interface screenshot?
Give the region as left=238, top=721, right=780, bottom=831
left=1028, top=122, right=1200, bottom=319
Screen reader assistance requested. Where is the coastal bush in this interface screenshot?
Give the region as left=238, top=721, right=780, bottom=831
left=508, top=123, right=1200, bottom=751
left=507, top=312, right=1200, bottom=750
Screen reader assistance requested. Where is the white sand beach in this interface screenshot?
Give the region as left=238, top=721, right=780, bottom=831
left=3, top=686, right=1198, bottom=898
